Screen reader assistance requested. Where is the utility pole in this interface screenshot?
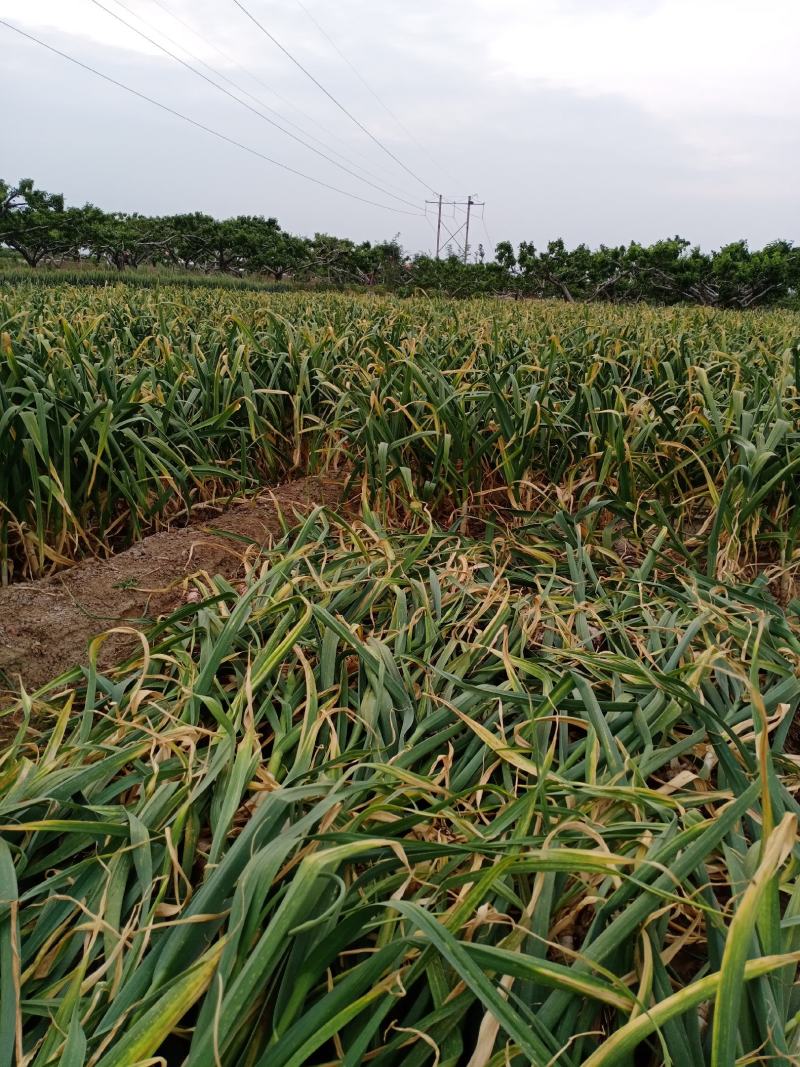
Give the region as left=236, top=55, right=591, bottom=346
left=425, top=194, right=485, bottom=262
left=463, top=195, right=473, bottom=264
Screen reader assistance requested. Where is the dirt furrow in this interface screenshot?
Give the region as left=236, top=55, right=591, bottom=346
left=0, top=476, right=344, bottom=695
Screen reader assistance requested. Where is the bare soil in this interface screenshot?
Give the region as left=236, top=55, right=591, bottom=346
left=0, top=475, right=346, bottom=697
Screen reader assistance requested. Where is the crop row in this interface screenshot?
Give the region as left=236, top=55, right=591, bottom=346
left=1, top=283, right=798, bottom=581
left=1, top=282, right=799, bottom=1064
left=3, top=508, right=800, bottom=1063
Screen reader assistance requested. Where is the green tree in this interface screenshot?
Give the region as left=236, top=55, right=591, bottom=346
left=0, top=177, right=74, bottom=267
left=81, top=211, right=165, bottom=270
left=161, top=213, right=219, bottom=271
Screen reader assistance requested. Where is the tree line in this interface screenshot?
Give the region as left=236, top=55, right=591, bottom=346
left=0, top=178, right=403, bottom=286
left=2, top=177, right=799, bottom=307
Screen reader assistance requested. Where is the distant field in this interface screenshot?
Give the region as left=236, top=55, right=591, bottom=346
left=0, top=266, right=308, bottom=293
left=1, top=281, right=799, bottom=1064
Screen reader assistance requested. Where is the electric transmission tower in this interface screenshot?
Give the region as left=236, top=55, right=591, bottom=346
left=425, top=194, right=485, bottom=262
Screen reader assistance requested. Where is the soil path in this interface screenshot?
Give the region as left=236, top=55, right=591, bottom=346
left=0, top=476, right=345, bottom=696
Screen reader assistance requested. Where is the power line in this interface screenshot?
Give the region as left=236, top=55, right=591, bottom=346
left=147, top=0, right=342, bottom=146
left=142, top=0, right=419, bottom=199
left=0, top=19, right=424, bottom=217
left=292, top=0, right=461, bottom=190
left=230, top=0, right=439, bottom=196
left=109, top=0, right=420, bottom=203
left=90, top=0, right=422, bottom=211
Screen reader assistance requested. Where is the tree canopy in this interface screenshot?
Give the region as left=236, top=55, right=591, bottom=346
left=2, top=177, right=798, bottom=307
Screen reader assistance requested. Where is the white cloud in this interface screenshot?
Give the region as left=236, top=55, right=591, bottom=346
left=483, top=0, right=800, bottom=121
left=1, top=0, right=159, bottom=54
left=1, top=0, right=797, bottom=249
left=9, top=0, right=798, bottom=123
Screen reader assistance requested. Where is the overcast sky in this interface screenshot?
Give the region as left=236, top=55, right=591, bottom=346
left=2, top=0, right=798, bottom=255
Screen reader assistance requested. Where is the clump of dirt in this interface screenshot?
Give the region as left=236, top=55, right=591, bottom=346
left=0, top=476, right=346, bottom=697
